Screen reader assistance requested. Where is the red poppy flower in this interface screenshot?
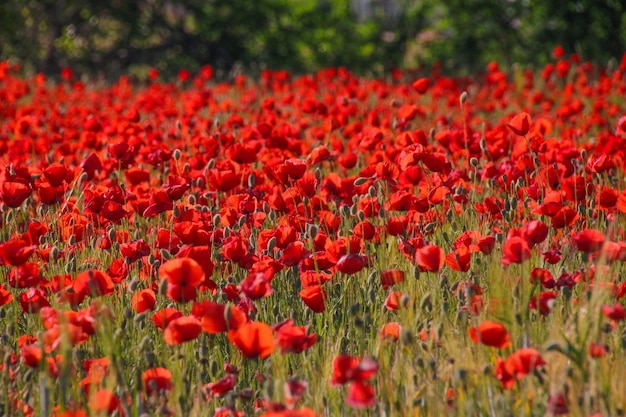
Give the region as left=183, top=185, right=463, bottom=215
left=131, top=289, right=157, bottom=313
left=88, top=389, right=120, bottom=414
left=507, top=112, right=531, bottom=136
left=228, top=321, right=275, bottom=359
left=272, top=319, right=317, bottom=354
left=445, top=248, right=472, bottom=272
left=0, top=239, right=36, bottom=266
left=163, top=315, right=202, bottom=345
left=19, top=288, right=51, bottom=313
left=506, top=347, right=546, bottom=377
left=380, top=322, right=401, bottom=341
left=191, top=300, right=247, bottom=333
left=1, top=181, right=31, bottom=208
left=152, top=307, right=183, bottom=330
left=346, top=381, right=376, bottom=409
left=529, top=291, right=558, bottom=315
left=380, top=269, right=404, bottom=290
left=502, top=236, right=531, bottom=266
left=205, top=374, right=237, bottom=397
left=73, top=270, right=115, bottom=298
left=239, top=272, right=273, bottom=299
left=0, top=283, right=13, bottom=306
left=336, top=253, right=366, bottom=274
left=572, top=229, right=605, bottom=253
left=602, top=303, right=626, bottom=321
left=159, top=257, right=205, bottom=303
left=142, top=367, right=173, bottom=395
left=412, top=77, right=430, bottom=94
left=20, top=344, right=42, bottom=368
left=589, top=342, right=608, bottom=358
left=331, top=355, right=378, bottom=385
left=415, top=244, right=445, bottom=272
left=468, top=320, right=510, bottom=348
left=221, top=236, right=248, bottom=262
left=299, top=285, right=326, bottom=313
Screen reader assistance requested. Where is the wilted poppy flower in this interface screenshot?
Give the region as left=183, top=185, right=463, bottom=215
left=142, top=367, right=173, bottom=395
left=163, top=315, right=202, bottom=345
left=228, top=321, right=275, bottom=359
left=468, top=320, right=510, bottom=348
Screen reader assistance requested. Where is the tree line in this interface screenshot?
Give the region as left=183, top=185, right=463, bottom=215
left=1, top=0, right=624, bottom=79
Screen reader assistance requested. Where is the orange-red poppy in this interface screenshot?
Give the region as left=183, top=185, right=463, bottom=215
left=191, top=300, right=247, bottom=333
left=159, top=257, right=205, bottom=303
left=507, top=112, right=531, bottom=136
left=142, top=367, right=173, bottom=395
left=415, top=244, right=445, bottom=272
left=468, top=320, right=510, bottom=348
left=73, top=270, right=115, bottom=298
left=163, top=315, right=202, bottom=345
left=272, top=319, right=317, bottom=354
left=228, top=321, right=275, bottom=359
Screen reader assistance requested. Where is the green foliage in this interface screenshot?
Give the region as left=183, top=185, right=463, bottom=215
left=0, top=0, right=625, bottom=78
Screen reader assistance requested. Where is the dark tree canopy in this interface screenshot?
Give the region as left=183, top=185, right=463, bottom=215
left=1, top=0, right=625, bottom=79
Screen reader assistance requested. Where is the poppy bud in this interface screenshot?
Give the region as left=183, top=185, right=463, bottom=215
left=267, top=237, right=276, bottom=252
left=460, top=91, right=468, bottom=105
left=400, top=329, right=414, bottom=345
left=173, top=149, right=181, bottom=161
left=159, top=278, right=168, bottom=296
left=420, top=293, right=432, bottom=311
left=470, top=157, right=479, bottom=167
left=247, top=173, right=256, bottom=188
left=429, top=128, right=435, bottom=141
left=354, top=177, right=369, bottom=186
left=480, top=137, right=487, bottom=152
left=78, top=171, right=89, bottom=184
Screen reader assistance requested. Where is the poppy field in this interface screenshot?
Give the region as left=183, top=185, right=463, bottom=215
left=2, top=50, right=626, bottom=416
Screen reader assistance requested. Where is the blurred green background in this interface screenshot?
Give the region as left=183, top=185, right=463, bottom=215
left=1, top=0, right=625, bottom=79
